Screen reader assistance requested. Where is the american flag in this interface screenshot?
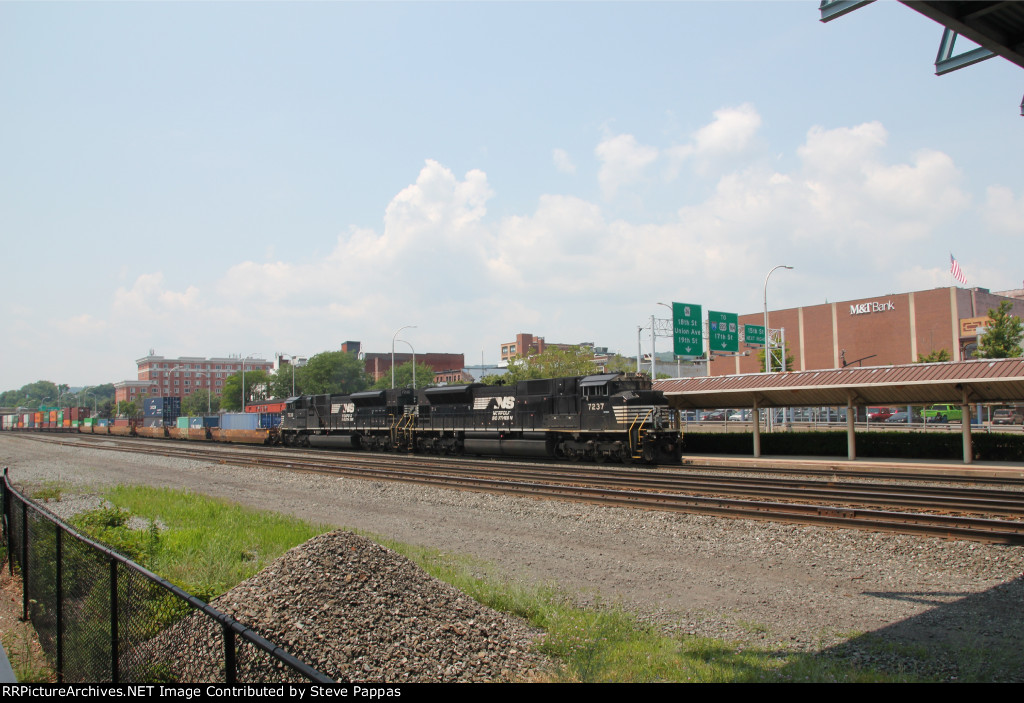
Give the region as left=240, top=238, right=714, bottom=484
left=950, top=253, right=967, bottom=286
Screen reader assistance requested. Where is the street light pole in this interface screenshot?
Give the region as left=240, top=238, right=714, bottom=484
left=395, top=339, right=417, bottom=388
left=240, top=353, right=259, bottom=411
left=657, top=302, right=679, bottom=378
left=392, top=326, right=416, bottom=389
left=763, top=265, right=793, bottom=432
left=281, top=354, right=299, bottom=397
left=763, top=265, right=793, bottom=373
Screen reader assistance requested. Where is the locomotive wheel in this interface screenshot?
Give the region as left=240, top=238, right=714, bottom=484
left=595, top=452, right=608, bottom=464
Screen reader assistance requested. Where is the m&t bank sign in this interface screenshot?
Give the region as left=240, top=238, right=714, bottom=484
left=850, top=300, right=895, bottom=315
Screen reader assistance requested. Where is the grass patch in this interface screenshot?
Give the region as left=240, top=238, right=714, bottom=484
left=30, top=481, right=64, bottom=503
left=1, top=628, right=55, bottom=683
left=72, top=485, right=331, bottom=602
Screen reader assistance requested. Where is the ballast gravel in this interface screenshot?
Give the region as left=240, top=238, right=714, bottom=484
left=143, top=530, right=547, bottom=682
left=2, top=434, right=1023, bottom=682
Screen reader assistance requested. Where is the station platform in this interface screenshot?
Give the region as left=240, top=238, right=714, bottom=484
left=680, top=453, right=1024, bottom=481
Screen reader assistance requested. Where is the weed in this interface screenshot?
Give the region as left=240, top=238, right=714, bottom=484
left=30, top=482, right=64, bottom=503
left=1, top=617, right=55, bottom=682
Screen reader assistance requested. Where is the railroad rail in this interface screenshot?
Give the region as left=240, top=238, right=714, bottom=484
left=15, top=433, right=1024, bottom=544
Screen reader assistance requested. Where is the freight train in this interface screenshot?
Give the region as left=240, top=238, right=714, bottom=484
left=1, top=373, right=682, bottom=464
left=281, top=372, right=681, bottom=463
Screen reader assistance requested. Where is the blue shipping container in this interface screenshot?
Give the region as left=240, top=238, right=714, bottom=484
left=221, top=413, right=260, bottom=431
left=259, top=413, right=282, bottom=429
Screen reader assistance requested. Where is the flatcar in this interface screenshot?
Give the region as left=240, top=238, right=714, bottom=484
left=280, top=372, right=681, bottom=463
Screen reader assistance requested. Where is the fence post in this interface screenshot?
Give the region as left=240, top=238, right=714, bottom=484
left=56, top=524, right=64, bottom=683
left=21, top=500, right=28, bottom=620
left=224, top=624, right=236, bottom=683
left=110, top=559, right=119, bottom=683
left=2, top=468, right=10, bottom=577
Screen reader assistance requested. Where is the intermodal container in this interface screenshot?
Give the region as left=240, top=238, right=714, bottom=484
left=144, top=397, right=182, bottom=418
left=259, top=413, right=282, bottom=429
left=221, top=413, right=260, bottom=431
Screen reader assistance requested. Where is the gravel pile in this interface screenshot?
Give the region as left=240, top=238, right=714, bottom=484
left=143, top=530, right=549, bottom=683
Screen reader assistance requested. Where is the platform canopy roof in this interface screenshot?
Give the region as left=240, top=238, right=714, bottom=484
left=655, top=358, right=1024, bottom=409
left=820, top=1, right=1024, bottom=111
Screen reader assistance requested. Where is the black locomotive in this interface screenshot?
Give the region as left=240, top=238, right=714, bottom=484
left=280, top=372, right=681, bottom=464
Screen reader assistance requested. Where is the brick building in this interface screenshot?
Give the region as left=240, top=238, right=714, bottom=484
left=115, top=353, right=274, bottom=403
left=350, top=342, right=465, bottom=384
left=500, top=333, right=595, bottom=361
left=709, top=286, right=1024, bottom=376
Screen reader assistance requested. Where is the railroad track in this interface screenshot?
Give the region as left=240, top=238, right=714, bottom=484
left=19, top=433, right=1024, bottom=544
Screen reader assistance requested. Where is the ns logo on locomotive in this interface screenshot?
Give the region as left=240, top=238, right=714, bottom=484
left=281, top=372, right=682, bottom=464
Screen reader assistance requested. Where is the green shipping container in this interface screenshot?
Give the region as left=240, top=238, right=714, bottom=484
left=177, top=417, right=189, bottom=429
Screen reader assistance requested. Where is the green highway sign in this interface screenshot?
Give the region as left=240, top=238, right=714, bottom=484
left=672, top=302, right=703, bottom=357
left=708, top=310, right=738, bottom=353
left=744, top=324, right=765, bottom=346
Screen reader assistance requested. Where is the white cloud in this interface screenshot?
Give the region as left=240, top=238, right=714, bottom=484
left=552, top=148, right=576, bottom=174
left=693, top=103, right=761, bottom=155
left=595, top=133, right=658, bottom=197
left=667, top=103, right=763, bottom=177
left=983, top=185, right=1024, bottom=233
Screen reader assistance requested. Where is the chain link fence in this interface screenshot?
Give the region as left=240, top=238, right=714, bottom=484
left=1, top=468, right=333, bottom=683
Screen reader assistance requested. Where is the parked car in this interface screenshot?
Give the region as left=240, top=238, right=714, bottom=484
left=992, top=407, right=1024, bottom=425
left=867, top=407, right=895, bottom=422
left=886, top=411, right=915, bottom=423
left=701, top=410, right=727, bottom=421
left=921, top=404, right=962, bottom=423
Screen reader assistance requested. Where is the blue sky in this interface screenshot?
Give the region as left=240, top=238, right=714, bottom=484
left=2, top=1, right=1022, bottom=390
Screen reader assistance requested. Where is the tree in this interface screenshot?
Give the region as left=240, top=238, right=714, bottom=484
left=0, top=380, right=59, bottom=409
left=116, top=400, right=139, bottom=418
left=603, top=354, right=637, bottom=374
left=220, top=370, right=271, bottom=411
left=182, top=388, right=220, bottom=416
left=296, top=351, right=369, bottom=395
left=489, top=346, right=598, bottom=384
left=757, top=341, right=795, bottom=373
left=372, top=360, right=436, bottom=390
left=917, top=349, right=952, bottom=363
left=976, top=301, right=1023, bottom=359
left=268, top=366, right=302, bottom=399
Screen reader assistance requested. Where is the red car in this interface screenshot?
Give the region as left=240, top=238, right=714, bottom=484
left=867, top=407, right=895, bottom=421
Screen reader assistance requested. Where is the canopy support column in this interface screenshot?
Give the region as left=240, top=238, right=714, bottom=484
left=752, top=397, right=761, bottom=458
left=846, top=393, right=856, bottom=461
left=961, top=385, right=973, bottom=465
